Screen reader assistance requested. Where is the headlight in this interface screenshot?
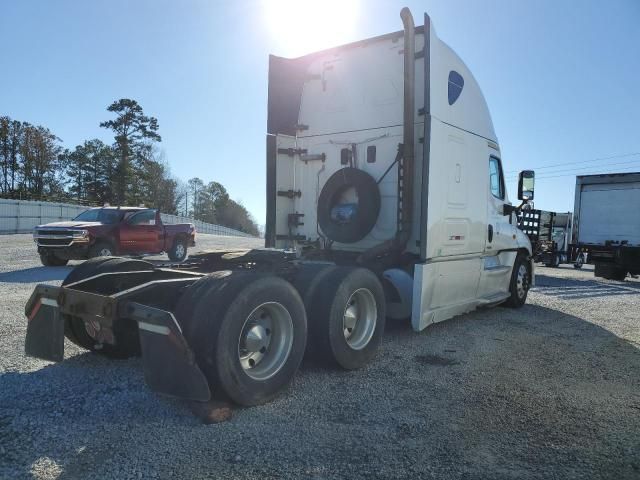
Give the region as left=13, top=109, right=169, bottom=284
left=72, top=230, right=89, bottom=238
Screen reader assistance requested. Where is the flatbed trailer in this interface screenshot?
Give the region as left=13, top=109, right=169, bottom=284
left=518, top=209, right=583, bottom=268
left=24, top=9, right=536, bottom=408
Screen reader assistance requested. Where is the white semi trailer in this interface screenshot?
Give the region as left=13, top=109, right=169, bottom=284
left=571, top=172, right=640, bottom=280
left=24, top=9, right=535, bottom=407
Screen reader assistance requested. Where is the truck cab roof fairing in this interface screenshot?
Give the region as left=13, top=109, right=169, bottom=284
left=428, top=23, right=498, bottom=144
left=267, top=19, right=497, bottom=146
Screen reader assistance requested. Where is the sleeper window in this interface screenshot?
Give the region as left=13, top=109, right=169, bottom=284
left=489, top=157, right=505, bottom=200
left=448, top=71, right=464, bottom=105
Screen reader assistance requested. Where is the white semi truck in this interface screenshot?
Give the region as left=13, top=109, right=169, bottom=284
left=571, top=172, right=640, bottom=280
left=24, top=9, right=535, bottom=407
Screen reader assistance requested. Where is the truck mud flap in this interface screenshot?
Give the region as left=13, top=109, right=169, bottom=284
left=24, top=285, right=64, bottom=362
left=124, top=302, right=211, bottom=402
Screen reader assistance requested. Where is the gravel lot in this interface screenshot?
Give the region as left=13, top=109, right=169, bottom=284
left=1, top=233, right=639, bottom=479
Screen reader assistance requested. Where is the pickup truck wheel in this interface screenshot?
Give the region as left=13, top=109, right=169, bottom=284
left=89, top=242, right=114, bottom=258
left=176, top=272, right=307, bottom=406
left=39, top=252, right=69, bottom=266
left=504, top=254, right=531, bottom=308
left=62, top=258, right=154, bottom=358
left=168, top=238, right=188, bottom=262
left=307, top=267, right=385, bottom=370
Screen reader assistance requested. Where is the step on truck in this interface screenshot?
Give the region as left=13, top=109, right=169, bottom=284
left=25, top=9, right=536, bottom=407
left=570, top=172, right=640, bottom=280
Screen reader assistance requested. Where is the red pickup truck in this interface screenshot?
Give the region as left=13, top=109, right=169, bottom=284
left=34, top=207, right=195, bottom=266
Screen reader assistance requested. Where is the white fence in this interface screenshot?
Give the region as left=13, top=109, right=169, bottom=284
left=159, top=213, right=254, bottom=238
left=0, top=199, right=255, bottom=238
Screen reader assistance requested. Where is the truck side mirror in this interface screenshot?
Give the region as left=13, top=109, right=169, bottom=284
left=518, top=170, right=535, bottom=201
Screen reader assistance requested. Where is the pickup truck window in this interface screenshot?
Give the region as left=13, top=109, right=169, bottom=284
left=128, top=210, right=157, bottom=226
left=73, top=208, right=123, bottom=224
left=489, top=156, right=505, bottom=200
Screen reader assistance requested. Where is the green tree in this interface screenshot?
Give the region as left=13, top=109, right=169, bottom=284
left=19, top=124, right=64, bottom=197
left=187, top=177, right=204, bottom=218
left=63, top=139, right=116, bottom=204
left=100, top=99, right=161, bottom=205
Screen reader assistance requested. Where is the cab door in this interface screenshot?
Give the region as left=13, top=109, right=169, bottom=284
left=120, top=209, right=164, bottom=254
left=479, top=154, right=513, bottom=297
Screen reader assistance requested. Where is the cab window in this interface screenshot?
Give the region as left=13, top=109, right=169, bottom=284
left=489, top=157, right=505, bottom=200
left=128, top=210, right=157, bottom=226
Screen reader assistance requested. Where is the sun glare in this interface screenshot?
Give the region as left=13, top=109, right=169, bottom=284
left=263, top=0, right=360, bottom=57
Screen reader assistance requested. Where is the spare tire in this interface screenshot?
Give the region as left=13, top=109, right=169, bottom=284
left=317, top=167, right=381, bottom=243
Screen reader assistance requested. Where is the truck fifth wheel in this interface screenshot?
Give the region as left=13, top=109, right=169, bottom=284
left=25, top=9, right=536, bottom=407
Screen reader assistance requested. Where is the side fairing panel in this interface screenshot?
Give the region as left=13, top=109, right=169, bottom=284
left=423, top=120, right=488, bottom=259
left=412, top=259, right=482, bottom=331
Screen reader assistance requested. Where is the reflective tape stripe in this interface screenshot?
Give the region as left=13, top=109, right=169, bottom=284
left=137, top=321, right=170, bottom=335
left=41, top=298, right=58, bottom=307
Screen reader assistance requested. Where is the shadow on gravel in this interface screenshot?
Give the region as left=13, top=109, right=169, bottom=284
left=0, top=266, right=72, bottom=284
left=1, top=305, right=639, bottom=479
left=533, top=273, right=640, bottom=299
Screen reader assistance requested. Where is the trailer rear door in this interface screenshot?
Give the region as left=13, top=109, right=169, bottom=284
left=578, top=182, right=640, bottom=246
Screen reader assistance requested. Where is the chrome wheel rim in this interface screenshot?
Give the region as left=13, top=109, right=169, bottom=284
left=175, top=243, right=185, bottom=259
left=516, top=264, right=529, bottom=299
left=343, top=288, right=377, bottom=350
left=99, top=248, right=111, bottom=256
left=237, top=302, right=293, bottom=381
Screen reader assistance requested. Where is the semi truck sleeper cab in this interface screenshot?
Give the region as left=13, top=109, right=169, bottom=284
left=25, top=8, right=535, bottom=407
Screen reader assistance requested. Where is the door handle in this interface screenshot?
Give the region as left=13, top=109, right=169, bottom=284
left=488, top=224, right=494, bottom=243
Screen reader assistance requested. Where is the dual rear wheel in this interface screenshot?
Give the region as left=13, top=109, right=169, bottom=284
left=175, top=266, right=386, bottom=406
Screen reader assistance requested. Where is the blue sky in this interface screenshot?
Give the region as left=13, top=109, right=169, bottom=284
left=2, top=0, right=639, bottom=224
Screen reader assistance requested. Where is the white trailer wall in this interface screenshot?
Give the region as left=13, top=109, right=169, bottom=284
left=0, top=199, right=255, bottom=238
left=577, top=182, right=640, bottom=246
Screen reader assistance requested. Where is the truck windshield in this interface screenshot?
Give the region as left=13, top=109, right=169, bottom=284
left=73, top=209, right=123, bottom=224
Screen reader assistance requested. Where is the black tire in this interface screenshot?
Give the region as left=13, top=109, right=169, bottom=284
left=290, top=262, right=337, bottom=306
left=305, top=267, right=386, bottom=370
left=39, top=251, right=69, bottom=266
left=62, top=257, right=154, bottom=358
left=544, top=254, right=560, bottom=268
left=504, top=254, right=531, bottom=308
left=168, top=237, right=188, bottom=262
left=317, top=167, right=381, bottom=244
left=89, top=241, right=115, bottom=258
left=595, top=263, right=627, bottom=281
left=176, top=272, right=307, bottom=406
left=573, top=253, right=584, bottom=269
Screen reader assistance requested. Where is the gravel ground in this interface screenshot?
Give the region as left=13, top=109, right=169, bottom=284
left=1, top=234, right=639, bottom=479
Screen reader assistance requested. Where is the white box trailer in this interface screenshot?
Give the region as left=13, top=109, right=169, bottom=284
left=572, top=172, right=640, bottom=280
left=24, top=9, right=536, bottom=408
